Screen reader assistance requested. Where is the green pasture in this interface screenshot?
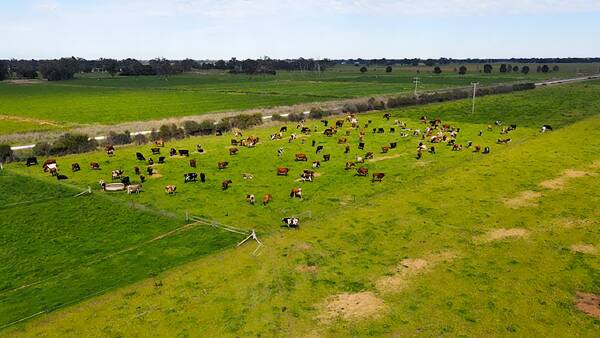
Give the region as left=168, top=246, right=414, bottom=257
left=1, top=80, right=599, bottom=336
left=0, top=63, right=587, bottom=135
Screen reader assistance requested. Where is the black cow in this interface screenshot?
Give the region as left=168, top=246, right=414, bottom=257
left=390, top=142, right=397, bottom=149
left=151, top=148, right=160, bottom=155
left=377, top=128, right=385, bottom=134
left=179, top=149, right=190, bottom=157
left=56, top=174, right=68, bottom=180
left=26, top=157, right=38, bottom=166
left=390, top=128, right=395, bottom=133
left=184, top=173, right=198, bottom=183
left=146, top=167, right=153, bottom=176
left=200, top=173, right=206, bottom=183
left=321, top=120, right=328, bottom=126
left=358, top=142, right=365, bottom=150
left=136, top=152, right=146, bottom=161
left=121, top=176, right=131, bottom=185
left=280, top=126, right=287, bottom=133
left=282, top=217, right=299, bottom=228
left=316, top=145, right=323, bottom=154
left=158, top=156, right=165, bottom=164
left=169, top=148, right=177, bottom=156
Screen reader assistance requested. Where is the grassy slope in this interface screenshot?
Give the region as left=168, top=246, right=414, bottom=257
left=2, top=81, right=599, bottom=336
left=0, top=66, right=567, bottom=135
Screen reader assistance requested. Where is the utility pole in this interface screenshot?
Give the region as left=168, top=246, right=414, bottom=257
left=413, top=77, right=420, bottom=97
left=471, top=82, right=479, bottom=114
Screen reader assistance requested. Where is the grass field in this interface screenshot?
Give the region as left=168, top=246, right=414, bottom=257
left=1, top=80, right=599, bottom=336
left=0, top=63, right=591, bottom=136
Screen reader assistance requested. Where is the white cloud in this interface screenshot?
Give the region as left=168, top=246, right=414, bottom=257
left=32, top=0, right=61, bottom=13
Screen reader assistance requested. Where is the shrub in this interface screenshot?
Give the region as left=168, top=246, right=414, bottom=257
left=552, top=65, right=560, bottom=72
left=198, top=120, right=216, bottom=135
left=458, top=65, right=467, bottom=75
left=359, top=66, right=367, bottom=73
left=133, top=134, right=148, bottom=145
left=483, top=64, right=493, bottom=73
left=49, top=133, right=97, bottom=156
left=355, top=102, right=369, bottom=112
left=308, top=108, right=329, bottom=120
left=271, top=113, right=286, bottom=121
left=287, top=113, right=304, bottom=122
left=149, top=129, right=160, bottom=141
left=521, top=66, right=530, bottom=74
left=512, top=82, right=535, bottom=91
left=433, top=66, right=442, bottom=74
left=183, top=120, right=201, bottom=136
left=342, top=103, right=358, bottom=114
left=217, top=113, right=263, bottom=131
left=33, top=142, right=51, bottom=156
left=385, top=66, right=392, bottom=73
left=0, top=144, right=13, bottom=162
left=106, top=130, right=132, bottom=145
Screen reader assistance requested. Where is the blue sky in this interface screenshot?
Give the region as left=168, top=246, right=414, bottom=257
left=1, top=0, right=599, bottom=59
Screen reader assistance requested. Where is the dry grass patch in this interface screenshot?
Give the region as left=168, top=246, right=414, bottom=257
left=318, top=292, right=385, bottom=323
left=539, top=169, right=596, bottom=190
left=575, top=292, right=600, bottom=320
left=504, top=191, right=542, bottom=208
left=296, top=265, right=318, bottom=274
left=0, top=114, right=61, bottom=127
left=476, top=228, right=529, bottom=243
left=570, top=243, right=597, bottom=255
left=551, top=218, right=595, bottom=229
left=369, top=154, right=402, bottom=162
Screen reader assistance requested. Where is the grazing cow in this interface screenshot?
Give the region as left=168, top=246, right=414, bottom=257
left=136, top=152, right=146, bottom=161
left=218, top=161, right=229, bottom=169
left=71, top=163, right=81, bottom=172
left=336, top=120, right=344, bottom=128
left=127, top=184, right=142, bottom=194
left=364, top=152, right=374, bottom=160
left=344, top=145, right=350, bottom=154
left=42, top=159, right=56, bottom=170
left=106, top=145, right=115, bottom=156
left=243, top=173, right=254, bottom=180
left=323, top=154, right=331, bottom=161
left=452, top=144, right=463, bottom=151
left=282, top=217, right=299, bottom=228
left=497, top=138, right=512, bottom=144
left=315, top=145, right=324, bottom=154
left=356, top=167, right=369, bottom=176
left=377, top=128, right=385, bottom=134
left=381, top=146, right=390, bottom=153
left=466, top=141, right=473, bottom=148
left=301, top=127, right=311, bottom=135
left=390, top=142, right=397, bottom=149
left=277, top=147, right=284, bottom=157
left=483, top=147, right=491, bottom=154
left=155, top=139, right=165, bottom=147
left=277, top=167, right=289, bottom=176
left=26, top=157, right=38, bottom=167
left=495, top=120, right=503, bottom=126
left=541, top=125, right=553, bottom=133
left=358, top=142, right=365, bottom=150
left=372, top=173, right=385, bottom=182
left=338, top=137, right=347, bottom=144
left=323, top=128, right=335, bottom=137
left=246, top=194, right=256, bottom=205
left=290, top=187, right=302, bottom=198
left=222, top=179, right=232, bottom=191
left=184, top=173, right=198, bottom=183
left=146, top=167, right=153, bottom=176
left=140, top=175, right=146, bottom=183
left=390, top=128, right=395, bottom=133
left=179, top=150, right=190, bottom=157
left=429, top=146, right=436, bottom=154
left=383, top=113, right=391, bottom=120
left=90, top=162, right=101, bottom=170
left=112, top=169, right=124, bottom=180
left=134, top=166, right=140, bottom=175
left=280, top=126, right=287, bottom=133
left=372, top=128, right=377, bottom=134
left=169, top=148, right=177, bottom=156
left=473, top=145, right=481, bottom=153
left=189, top=159, right=196, bottom=168
left=312, top=161, right=321, bottom=169
left=121, top=176, right=131, bottom=186
left=262, top=194, right=272, bottom=206
left=165, top=185, right=177, bottom=194
left=229, top=147, right=239, bottom=155
left=345, top=161, right=355, bottom=170
left=301, top=170, right=315, bottom=182
left=311, top=140, right=316, bottom=147
left=509, top=124, right=517, bottom=130
left=151, top=148, right=160, bottom=155
left=148, top=158, right=154, bottom=166
left=295, top=153, right=308, bottom=161
left=56, top=174, right=68, bottom=180
left=196, top=144, right=204, bottom=153
left=158, top=156, right=165, bottom=164
left=200, top=173, right=206, bottom=183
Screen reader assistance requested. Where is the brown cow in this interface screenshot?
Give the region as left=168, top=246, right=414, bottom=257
left=42, top=159, right=56, bottom=172
left=452, top=144, right=463, bottom=151
left=365, top=152, right=374, bottom=160
left=277, top=167, right=289, bottom=176
left=473, top=145, right=481, bottom=153
left=189, top=159, right=196, bottom=168
left=295, top=153, right=308, bottom=161
left=372, top=173, right=385, bottom=182
left=222, top=179, right=233, bottom=190
left=323, top=154, right=331, bottom=161
left=356, top=167, right=369, bottom=176
left=345, top=161, right=356, bottom=170
left=90, top=162, right=101, bottom=170
left=218, top=161, right=229, bottom=169
left=165, top=185, right=177, bottom=194
left=290, top=187, right=302, bottom=198
left=338, top=137, right=347, bottom=144
left=262, top=194, right=273, bottom=206
left=381, top=146, right=390, bottom=153
left=134, top=166, right=141, bottom=175
left=155, top=139, right=165, bottom=147
left=105, top=145, right=115, bottom=156
left=301, top=170, right=315, bottom=182
left=229, top=147, right=239, bottom=155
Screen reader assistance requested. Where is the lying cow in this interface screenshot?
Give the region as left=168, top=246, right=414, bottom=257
left=71, top=163, right=81, bottom=172
left=282, top=217, right=299, bottom=228
left=26, top=157, right=38, bottom=167
left=43, top=159, right=57, bottom=172
left=90, top=162, right=101, bottom=170
left=243, top=173, right=254, bottom=180
left=356, top=167, right=369, bottom=176
left=295, top=153, right=308, bottom=161
left=127, top=184, right=142, bottom=194
left=323, top=154, right=331, bottom=161
left=541, top=125, right=553, bottom=133
left=184, top=173, right=198, bottom=183
left=338, top=137, right=347, bottom=144
left=372, top=173, right=385, bottom=182
left=497, top=138, right=512, bottom=144
left=229, top=147, right=239, bottom=155
left=246, top=194, right=256, bottom=205
left=345, top=161, right=356, bottom=170
left=218, top=161, right=229, bottom=169
left=179, top=149, right=190, bottom=157
left=312, top=161, right=320, bottom=169
left=165, top=185, right=177, bottom=194
left=315, top=145, right=324, bottom=154
left=222, top=179, right=233, bottom=191
left=290, top=187, right=302, bottom=199
left=381, top=146, right=390, bottom=153
left=277, top=167, right=289, bottom=176
left=301, top=170, right=315, bottom=182
left=364, top=152, right=374, bottom=160
left=136, top=152, right=146, bottom=161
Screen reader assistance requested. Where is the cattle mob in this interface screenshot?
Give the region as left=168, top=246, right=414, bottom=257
left=27, top=113, right=539, bottom=228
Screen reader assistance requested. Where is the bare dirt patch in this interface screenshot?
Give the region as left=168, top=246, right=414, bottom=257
left=570, top=243, right=597, bottom=255
left=295, top=242, right=312, bottom=251
left=539, top=169, right=596, bottom=190
left=318, top=292, right=384, bottom=323
left=296, top=265, right=318, bottom=274
left=504, top=191, right=542, bottom=208
left=476, top=228, right=529, bottom=243
left=575, top=292, right=600, bottom=319
left=5, top=79, right=45, bottom=85
left=147, top=173, right=163, bottom=179
left=369, top=154, right=402, bottom=162
left=0, top=114, right=62, bottom=127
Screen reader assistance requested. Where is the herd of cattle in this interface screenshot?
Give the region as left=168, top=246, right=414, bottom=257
left=25, top=113, right=549, bottom=228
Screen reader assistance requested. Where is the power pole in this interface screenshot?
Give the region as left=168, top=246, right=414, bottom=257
left=471, top=82, right=479, bottom=114
left=413, top=77, right=420, bottom=97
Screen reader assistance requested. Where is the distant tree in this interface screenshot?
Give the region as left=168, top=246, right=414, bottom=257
left=513, top=66, right=519, bottom=72
left=552, top=65, right=560, bottom=72
left=541, top=65, right=550, bottom=73
left=458, top=65, right=467, bottom=75
left=424, top=59, right=436, bottom=66
left=506, top=64, right=512, bottom=72
left=214, top=59, right=227, bottom=69
left=101, top=58, right=119, bottom=76
left=385, top=66, right=392, bottom=73
left=433, top=66, right=442, bottom=74
left=521, top=65, right=530, bottom=74
left=536, top=65, right=542, bottom=72
left=359, top=66, right=367, bottom=73
left=0, top=60, right=8, bottom=81
left=180, top=59, right=198, bottom=72
left=483, top=64, right=493, bottom=73
left=499, top=64, right=508, bottom=73
left=0, top=144, right=13, bottom=162
left=150, top=58, right=174, bottom=78
left=39, top=57, right=78, bottom=81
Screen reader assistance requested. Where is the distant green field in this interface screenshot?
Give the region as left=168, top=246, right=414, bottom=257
left=2, top=81, right=599, bottom=335
left=0, top=64, right=587, bottom=135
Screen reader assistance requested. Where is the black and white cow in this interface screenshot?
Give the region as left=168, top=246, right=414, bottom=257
left=184, top=173, right=198, bottom=183
left=541, top=125, right=553, bottom=133
left=26, top=157, right=38, bottom=166
left=136, top=152, right=146, bottom=161
left=282, top=217, right=300, bottom=228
